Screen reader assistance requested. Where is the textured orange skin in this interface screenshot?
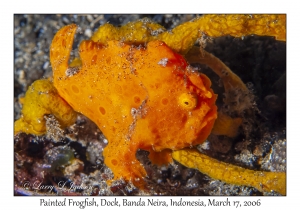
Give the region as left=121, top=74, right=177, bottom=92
left=50, top=24, right=217, bottom=188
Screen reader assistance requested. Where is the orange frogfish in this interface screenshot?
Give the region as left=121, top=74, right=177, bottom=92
left=50, top=24, right=217, bottom=188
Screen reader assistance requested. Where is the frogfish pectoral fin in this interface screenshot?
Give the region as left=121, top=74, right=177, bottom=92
left=103, top=139, right=148, bottom=189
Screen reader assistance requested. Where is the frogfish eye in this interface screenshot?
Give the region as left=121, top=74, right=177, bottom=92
left=178, top=92, right=198, bottom=110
